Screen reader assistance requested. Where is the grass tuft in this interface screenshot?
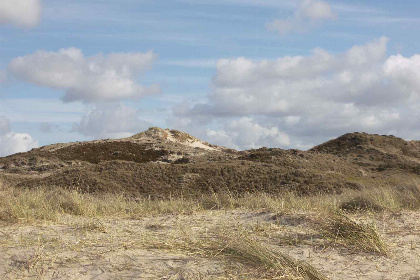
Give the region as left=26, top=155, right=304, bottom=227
left=317, top=212, right=387, bottom=255
left=214, top=230, right=326, bottom=280
left=168, top=227, right=328, bottom=280
left=339, top=196, right=384, bottom=212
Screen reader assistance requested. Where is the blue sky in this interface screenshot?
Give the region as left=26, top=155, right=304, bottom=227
left=0, top=0, right=419, bottom=155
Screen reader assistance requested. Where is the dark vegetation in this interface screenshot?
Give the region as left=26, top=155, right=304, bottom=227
left=311, top=132, right=420, bottom=174
left=339, top=196, right=384, bottom=212
left=0, top=129, right=419, bottom=198
left=51, top=142, right=168, bottom=164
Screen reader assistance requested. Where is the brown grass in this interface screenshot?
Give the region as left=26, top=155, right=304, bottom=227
left=339, top=196, right=384, bottom=212
left=208, top=229, right=327, bottom=280
left=317, top=212, right=388, bottom=255
left=0, top=178, right=419, bottom=224
left=139, top=224, right=326, bottom=280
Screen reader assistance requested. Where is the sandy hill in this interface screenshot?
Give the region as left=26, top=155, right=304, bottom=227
left=0, top=129, right=418, bottom=197
left=130, top=127, right=224, bottom=151
left=311, top=132, right=420, bottom=174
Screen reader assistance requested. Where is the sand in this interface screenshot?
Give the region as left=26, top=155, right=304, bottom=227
left=0, top=210, right=419, bottom=279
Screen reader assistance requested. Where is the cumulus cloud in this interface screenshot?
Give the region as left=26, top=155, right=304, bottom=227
left=173, top=37, right=420, bottom=149
left=168, top=114, right=289, bottom=150
left=267, top=0, right=337, bottom=34
left=198, top=37, right=390, bottom=115
left=207, top=118, right=290, bottom=150
left=73, top=103, right=150, bottom=139
left=8, top=48, right=160, bottom=103
left=0, top=0, right=41, bottom=28
left=0, top=116, right=38, bottom=157
left=384, top=54, right=420, bottom=101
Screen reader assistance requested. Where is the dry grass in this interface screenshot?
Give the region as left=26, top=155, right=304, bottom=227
left=0, top=180, right=419, bottom=279
left=1, top=175, right=419, bottom=279
left=317, top=212, right=388, bottom=255
left=339, top=196, right=384, bottom=212
left=0, top=186, right=202, bottom=223
left=208, top=229, right=326, bottom=280
left=137, top=224, right=326, bottom=280
left=0, top=178, right=419, bottom=224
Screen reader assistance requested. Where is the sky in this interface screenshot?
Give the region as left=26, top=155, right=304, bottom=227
left=0, top=0, right=419, bottom=156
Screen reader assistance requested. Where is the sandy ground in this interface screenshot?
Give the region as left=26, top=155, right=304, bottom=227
left=0, top=210, right=419, bottom=280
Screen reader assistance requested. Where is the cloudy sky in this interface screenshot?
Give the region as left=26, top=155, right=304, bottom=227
left=0, top=0, right=419, bottom=155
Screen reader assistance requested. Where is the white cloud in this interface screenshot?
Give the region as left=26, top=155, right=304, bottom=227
left=205, top=37, right=391, bottom=115
left=169, top=115, right=290, bottom=150
left=173, top=38, right=420, bottom=149
left=73, top=103, right=150, bottom=139
left=298, top=0, right=336, bottom=20
left=0, top=132, right=38, bottom=157
left=384, top=54, right=420, bottom=101
left=8, top=48, right=160, bottom=103
left=0, top=116, right=38, bottom=157
left=267, top=0, right=337, bottom=34
left=0, top=0, right=41, bottom=28
left=207, top=118, right=290, bottom=150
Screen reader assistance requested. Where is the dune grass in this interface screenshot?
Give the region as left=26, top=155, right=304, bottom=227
left=138, top=224, right=327, bottom=280
left=209, top=229, right=327, bottom=280
left=0, top=177, right=419, bottom=223
left=0, top=178, right=419, bottom=279
left=316, top=211, right=388, bottom=255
